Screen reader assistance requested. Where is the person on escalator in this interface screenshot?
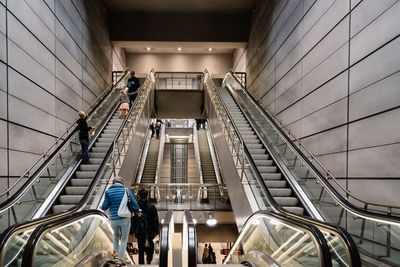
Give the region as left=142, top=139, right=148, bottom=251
left=130, top=189, right=159, bottom=264
left=101, top=177, right=140, bottom=267
left=77, top=111, right=95, bottom=164
left=126, top=70, right=141, bottom=106
left=155, top=122, right=161, bottom=139
left=149, top=122, right=155, bottom=138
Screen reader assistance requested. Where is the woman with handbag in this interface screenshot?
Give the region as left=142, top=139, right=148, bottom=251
left=101, top=177, right=140, bottom=267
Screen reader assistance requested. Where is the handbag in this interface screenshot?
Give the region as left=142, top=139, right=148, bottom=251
left=118, top=188, right=135, bottom=217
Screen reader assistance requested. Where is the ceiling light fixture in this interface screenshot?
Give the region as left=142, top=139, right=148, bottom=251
left=206, top=214, right=217, bottom=227
left=146, top=47, right=151, bottom=51
left=177, top=47, right=182, bottom=51
left=208, top=48, right=212, bottom=51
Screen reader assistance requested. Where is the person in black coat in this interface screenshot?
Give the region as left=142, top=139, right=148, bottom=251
left=134, top=189, right=160, bottom=264
left=149, top=122, right=155, bottom=138
left=77, top=111, right=95, bottom=164
left=126, top=70, right=141, bottom=106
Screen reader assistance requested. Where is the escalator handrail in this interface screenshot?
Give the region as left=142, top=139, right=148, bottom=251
left=184, top=210, right=197, bottom=267
left=0, top=69, right=155, bottom=260
left=21, top=209, right=110, bottom=266
left=0, top=70, right=130, bottom=210
left=204, top=69, right=361, bottom=267
left=159, top=210, right=173, bottom=267
left=226, top=71, right=400, bottom=222
left=225, top=210, right=333, bottom=267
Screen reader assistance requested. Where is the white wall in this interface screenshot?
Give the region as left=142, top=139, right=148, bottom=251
left=126, top=53, right=232, bottom=78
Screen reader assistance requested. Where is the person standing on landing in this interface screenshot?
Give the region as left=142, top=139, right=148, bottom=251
left=134, top=189, right=160, bottom=264
left=126, top=70, right=140, bottom=106
left=101, top=177, right=140, bottom=267
left=77, top=111, right=95, bottom=164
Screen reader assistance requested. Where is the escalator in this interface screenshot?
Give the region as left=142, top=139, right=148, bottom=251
left=140, top=135, right=160, bottom=183
left=206, top=70, right=400, bottom=266
left=0, top=69, right=156, bottom=266
left=183, top=210, right=333, bottom=267
left=204, top=70, right=361, bottom=266
left=51, top=109, right=124, bottom=214
left=219, top=88, right=305, bottom=216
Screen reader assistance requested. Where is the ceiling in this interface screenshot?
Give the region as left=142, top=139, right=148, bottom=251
left=112, top=41, right=246, bottom=54
left=104, top=0, right=255, bottom=13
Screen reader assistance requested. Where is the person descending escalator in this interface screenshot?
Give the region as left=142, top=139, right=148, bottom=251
left=77, top=111, right=95, bottom=164
left=131, top=189, right=160, bottom=264
left=155, top=122, right=161, bottom=139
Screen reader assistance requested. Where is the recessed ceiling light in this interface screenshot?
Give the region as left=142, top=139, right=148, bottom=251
left=208, top=48, right=212, bottom=51
left=177, top=47, right=182, bottom=51
left=146, top=47, right=151, bottom=51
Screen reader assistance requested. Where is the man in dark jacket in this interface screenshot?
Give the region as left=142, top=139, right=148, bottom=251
left=134, top=189, right=159, bottom=264
left=77, top=111, right=95, bottom=164
left=126, top=70, right=140, bottom=106
left=149, top=122, right=155, bottom=138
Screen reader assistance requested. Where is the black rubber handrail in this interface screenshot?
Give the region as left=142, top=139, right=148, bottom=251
left=184, top=210, right=197, bottom=267
left=159, top=210, right=173, bottom=267
left=204, top=70, right=360, bottom=266
left=0, top=70, right=154, bottom=264
left=21, top=209, right=110, bottom=266
left=0, top=70, right=129, bottom=213
left=228, top=71, right=400, bottom=221
left=218, top=82, right=361, bottom=267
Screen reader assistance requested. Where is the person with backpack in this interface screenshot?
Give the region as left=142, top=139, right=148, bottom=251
left=101, top=177, right=140, bottom=267
left=131, top=189, right=159, bottom=264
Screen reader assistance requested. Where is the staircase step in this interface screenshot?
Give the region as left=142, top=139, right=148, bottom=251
left=80, top=164, right=100, bottom=171
left=59, top=195, right=83, bottom=204
left=264, top=180, right=287, bottom=188
left=258, top=166, right=277, bottom=173
left=262, top=173, right=282, bottom=180
left=275, top=197, right=298, bottom=206
left=65, top=186, right=88, bottom=195
left=52, top=204, right=74, bottom=214
left=270, top=188, right=292, bottom=197
left=284, top=206, right=305, bottom=215
left=71, top=178, right=92, bottom=186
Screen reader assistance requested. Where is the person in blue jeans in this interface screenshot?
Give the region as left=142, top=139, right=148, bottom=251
left=101, top=177, right=140, bottom=266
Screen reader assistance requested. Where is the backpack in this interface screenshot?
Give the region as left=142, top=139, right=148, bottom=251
left=131, top=213, right=148, bottom=239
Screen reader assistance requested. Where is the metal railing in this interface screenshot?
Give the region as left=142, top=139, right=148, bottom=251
left=155, top=72, right=203, bottom=90
left=131, top=183, right=230, bottom=211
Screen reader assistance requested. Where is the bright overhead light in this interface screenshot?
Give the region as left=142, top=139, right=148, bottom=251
left=177, top=47, right=182, bottom=51
left=206, top=214, right=217, bottom=227
left=193, top=219, right=197, bottom=225
left=146, top=47, right=151, bottom=51
left=208, top=48, right=212, bottom=51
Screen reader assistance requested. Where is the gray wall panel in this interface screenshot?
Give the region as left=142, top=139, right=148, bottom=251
left=8, top=14, right=55, bottom=75
left=0, top=61, right=6, bottom=92
left=276, top=41, right=302, bottom=82
left=0, top=33, right=6, bottom=62
left=24, top=0, right=55, bottom=34
left=301, top=72, right=347, bottom=117
left=55, top=79, right=82, bottom=111
left=8, top=95, right=55, bottom=135
left=350, top=0, right=396, bottom=37
left=301, top=98, right=347, bottom=137
left=0, top=5, right=5, bottom=34
left=275, top=80, right=301, bottom=113
left=0, top=148, right=7, bottom=176
left=0, top=120, right=6, bottom=148
left=8, top=0, right=55, bottom=52
left=348, top=179, right=400, bottom=207
left=349, top=108, right=400, bottom=150
left=277, top=101, right=301, bottom=125
left=8, top=150, right=42, bottom=176
left=350, top=1, right=400, bottom=64
left=302, top=17, right=348, bottom=75
left=302, top=44, right=348, bottom=95
left=302, top=126, right=347, bottom=156
left=55, top=59, right=82, bottom=97
left=55, top=20, right=82, bottom=65
left=348, top=144, right=400, bottom=177
left=0, top=90, right=6, bottom=120
left=55, top=39, right=82, bottom=80
left=8, top=68, right=55, bottom=115
left=54, top=98, right=77, bottom=124
left=8, top=123, right=55, bottom=154
left=8, top=40, right=55, bottom=94
left=349, top=36, right=400, bottom=94
left=316, top=152, right=347, bottom=177
left=55, top=0, right=82, bottom=46
left=276, top=63, right=301, bottom=98
left=302, top=0, right=334, bottom=34
left=349, top=71, right=400, bottom=121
